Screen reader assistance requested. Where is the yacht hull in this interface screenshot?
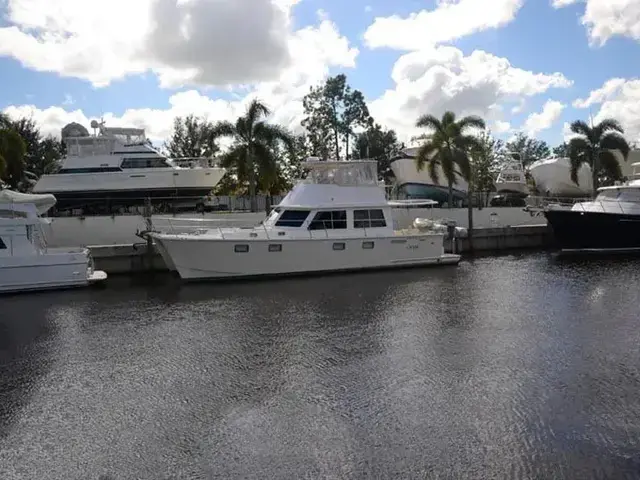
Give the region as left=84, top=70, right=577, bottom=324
left=0, top=249, right=107, bottom=293
left=545, top=209, right=640, bottom=252
left=33, top=168, right=226, bottom=211
left=152, top=234, right=460, bottom=280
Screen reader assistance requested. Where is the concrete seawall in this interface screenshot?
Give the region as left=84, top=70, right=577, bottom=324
left=90, top=224, right=553, bottom=275
left=46, top=207, right=545, bottom=248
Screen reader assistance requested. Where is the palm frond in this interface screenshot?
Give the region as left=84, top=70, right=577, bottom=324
left=568, top=137, right=591, bottom=185
left=599, top=150, right=623, bottom=182
left=595, top=118, right=624, bottom=139
left=440, top=149, right=457, bottom=186
left=210, top=121, right=236, bottom=142
left=254, top=122, right=295, bottom=153
left=441, top=111, right=456, bottom=127
left=253, top=142, right=279, bottom=189
left=415, top=141, right=438, bottom=172
left=457, top=115, right=486, bottom=132
left=600, top=131, right=631, bottom=160
left=570, top=120, right=592, bottom=140
left=416, top=114, right=443, bottom=133
left=428, top=156, right=440, bottom=186
left=452, top=148, right=471, bottom=182
left=245, top=99, right=271, bottom=129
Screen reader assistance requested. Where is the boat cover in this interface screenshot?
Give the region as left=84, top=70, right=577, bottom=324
left=0, top=190, right=57, bottom=214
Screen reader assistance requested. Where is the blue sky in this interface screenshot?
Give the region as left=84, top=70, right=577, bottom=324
left=0, top=0, right=638, bottom=146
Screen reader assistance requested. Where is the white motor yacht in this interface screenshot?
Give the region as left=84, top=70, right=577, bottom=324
left=32, top=121, right=227, bottom=213
left=544, top=163, right=640, bottom=252
left=494, top=164, right=529, bottom=197
left=0, top=190, right=107, bottom=293
left=150, top=159, right=461, bottom=280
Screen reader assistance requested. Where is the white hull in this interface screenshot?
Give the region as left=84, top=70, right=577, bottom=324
left=529, top=157, right=592, bottom=197
left=153, top=235, right=460, bottom=280
left=0, top=248, right=105, bottom=293
left=33, top=167, right=226, bottom=194
left=390, top=158, right=469, bottom=194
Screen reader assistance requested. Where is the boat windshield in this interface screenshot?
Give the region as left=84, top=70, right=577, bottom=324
left=595, top=189, right=620, bottom=201
left=303, top=161, right=378, bottom=186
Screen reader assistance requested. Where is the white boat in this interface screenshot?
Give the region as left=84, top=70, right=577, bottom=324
left=32, top=121, right=226, bottom=213
left=528, top=157, right=592, bottom=197
left=150, top=159, right=461, bottom=280
left=494, top=164, right=529, bottom=196
left=0, top=190, right=107, bottom=293
left=390, top=147, right=468, bottom=206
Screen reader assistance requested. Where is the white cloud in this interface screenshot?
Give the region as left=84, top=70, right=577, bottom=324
left=0, top=0, right=355, bottom=89
left=553, top=0, right=640, bottom=45
left=494, top=120, right=512, bottom=133
left=522, top=100, right=565, bottom=136
left=573, top=78, right=626, bottom=108
left=586, top=79, right=640, bottom=143
left=551, top=0, right=579, bottom=8
left=368, top=46, right=573, bottom=141
left=364, top=0, right=524, bottom=50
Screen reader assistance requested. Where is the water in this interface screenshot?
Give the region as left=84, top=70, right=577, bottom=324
left=2, top=253, right=640, bottom=479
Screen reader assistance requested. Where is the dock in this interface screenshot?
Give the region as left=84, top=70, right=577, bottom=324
left=89, top=224, right=554, bottom=274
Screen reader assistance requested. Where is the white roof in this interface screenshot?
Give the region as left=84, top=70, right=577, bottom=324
left=0, top=190, right=57, bottom=214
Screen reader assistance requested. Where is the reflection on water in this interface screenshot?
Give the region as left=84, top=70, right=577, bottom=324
left=2, top=253, right=640, bottom=479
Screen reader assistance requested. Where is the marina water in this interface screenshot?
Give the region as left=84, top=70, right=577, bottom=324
left=2, top=253, right=640, bottom=479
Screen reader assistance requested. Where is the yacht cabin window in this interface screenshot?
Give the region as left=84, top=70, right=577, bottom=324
left=59, top=167, right=122, bottom=174
left=596, top=189, right=620, bottom=201
left=0, top=237, right=6, bottom=249
left=121, top=158, right=170, bottom=169
left=309, top=211, right=347, bottom=230
left=275, top=210, right=310, bottom=227
left=354, top=209, right=386, bottom=228
left=617, top=189, right=640, bottom=203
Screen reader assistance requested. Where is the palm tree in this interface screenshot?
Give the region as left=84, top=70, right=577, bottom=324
left=211, top=99, right=295, bottom=212
left=567, top=118, right=630, bottom=196
left=414, top=111, right=486, bottom=209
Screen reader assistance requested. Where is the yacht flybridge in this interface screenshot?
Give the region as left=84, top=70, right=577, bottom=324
left=0, top=190, right=107, bottom=293
left=32, top=121, right=226, bottom=213
left=150, top=158, right=461, bottom=281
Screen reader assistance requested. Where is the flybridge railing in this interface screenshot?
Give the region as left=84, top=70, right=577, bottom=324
left=44, top=194, right=285, bottom=217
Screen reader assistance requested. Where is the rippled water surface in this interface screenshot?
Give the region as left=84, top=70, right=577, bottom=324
left=2, top=253, right=640, bottom=479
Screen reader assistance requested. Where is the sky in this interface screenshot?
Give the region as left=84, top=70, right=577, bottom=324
left=0, top=0, right=638, bottom=148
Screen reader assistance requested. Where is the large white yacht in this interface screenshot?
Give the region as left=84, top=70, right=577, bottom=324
left=390, top=147, right=468, bottom=206
left=529, top=157, right=593, bottom=197
left=32, top=121, right=227, bottom=213
left=149, top=158, right=461, bottom=280
left=544, top=162, right=640, bottom=252
left=0, top=190, right=107, bottom=293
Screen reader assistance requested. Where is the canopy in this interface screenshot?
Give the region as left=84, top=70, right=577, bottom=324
left=0, top=190, right=57, bottom=214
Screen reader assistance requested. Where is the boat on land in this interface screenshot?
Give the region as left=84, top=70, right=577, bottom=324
left=389, top=147, right=468, bottom=207
left=149, top=158, right=461, bottom=280
left=544, top=162, right=640, bottom=253
left=0, top=190, right=107, bottom=293
left=32, top=121, right=226, bottom=214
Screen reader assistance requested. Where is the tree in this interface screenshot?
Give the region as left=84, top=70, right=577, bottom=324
left=414, top=111, right=486, bottom=209
left=0, top=129, right=27, bottom=189
left=354, top=123, right=404, bottom=183
left=302, top=74, right=371, bottom=160
left=552, top=142, right=569, bottom=158
left=567, top=118, right=631, bottom=196
left=469, top=130, right=502, bottom=206
left=164, top=115, right=218, bottom=161
left=504, top=132, right=551, bottom=166
left=211, top=99, right=295, bottom=212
